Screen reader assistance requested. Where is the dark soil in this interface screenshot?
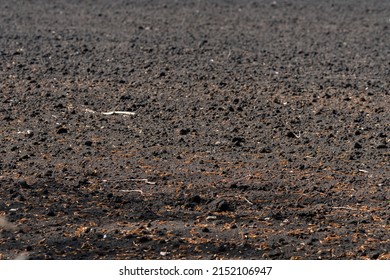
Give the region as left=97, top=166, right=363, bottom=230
left=0, top=0, right=389, bottom=260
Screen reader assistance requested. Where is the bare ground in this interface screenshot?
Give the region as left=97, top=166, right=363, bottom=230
left=0, top=0, right=389, bottom=259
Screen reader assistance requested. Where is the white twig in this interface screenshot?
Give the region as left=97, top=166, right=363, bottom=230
left=331, top=206, right=358, bottom=211
left=292, top=131, right=301, bottom=138
left=128, top=179, right=156, bottom=185
left=101, top=111, right=136, bottom=116
left=103, top=178, right=156, bottom=185
left=206, top=215, right=217, bottom=220
left=84, top=108, right=96, bottom=113
left=238, top=196, right=254, bottom=205
left=120, top=189, right=144, bottom=195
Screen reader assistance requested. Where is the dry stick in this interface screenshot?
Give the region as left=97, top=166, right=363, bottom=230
left=102, top=91, right=136, bottom=116
left=217, top=194, right=254, bottom=206
left=103, top=178, right=156, bottom=185
left=84, top=108, right=135, bottom=115
left=84, top=108, right=96, bottom=113
left=237, top=195, right=254, bottom=205
left=120, top=189, right=144, bottom=195
left=129, top=179, right=156, bottom=185
left=331, top=206, right=359, bottom=211
left=101, top=111, right=136, bottom=116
